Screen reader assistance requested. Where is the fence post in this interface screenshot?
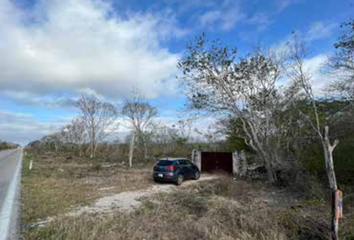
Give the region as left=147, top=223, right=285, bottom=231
left=191, top=149, right=202, bottom=171
left=233, top=150, right=247, bottom=177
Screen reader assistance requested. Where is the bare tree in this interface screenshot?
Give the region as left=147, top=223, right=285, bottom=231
left=328, top=20, right=354, bottom=100
left=63, top=118, right=87, bottom=156
left=149, top=122, right=177, bottom=155
left=121, top=93, right=157, bottom=167
left=178, top=35, right=289, bottom=183
left=40, top=132, right=63, bottom=152
left=194, top=125, right=223, bottom=151
left=285, top=35, right=340, bottom=240
left=172, top=118, right=194, bottom=140
left=76, top=94, right=119, bottom=158
left=168, top=118, right=194, bottom=149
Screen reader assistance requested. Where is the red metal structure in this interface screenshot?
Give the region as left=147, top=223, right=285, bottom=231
left=201, top=152, right=233, bottom=174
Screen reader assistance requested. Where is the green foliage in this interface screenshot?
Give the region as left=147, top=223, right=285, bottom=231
left=0, top=141, right=19, bottom=150
left=224, top=118, right=254, bottom=153
left=334, top=19, right=354, bottom=52
left=223, top=97, right=354, bottom=187
left=299, top=100, right=354, bottom=186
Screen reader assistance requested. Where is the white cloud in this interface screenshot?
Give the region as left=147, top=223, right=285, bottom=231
left=276, top=0, right=304, bottom=12
left=248, top=12, right=273, bottom=31
left=303, top=54, right=331, bottom=95
left=276, top=0, right=292, bottom=11
left=198, top=0, right=245, bottom=31
left=275, top=53, right=331, bottom=96
left=199, top=10, right=222, bottom=26
left=268, top=19, right=339, bottom=96
left=271, top=20, right=337, bottom=58
left=0, top=110, right=69, bottom=145
left=3, top=91, right=77, bottom=109
left=306, top=21, right=337, bottom=42
left=0, top=0, right=181, bottom=101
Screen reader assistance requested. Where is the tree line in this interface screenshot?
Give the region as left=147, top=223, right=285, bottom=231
left=0, top=140, right=20, bottom=150
left=28, top=92, right=225, bottom=165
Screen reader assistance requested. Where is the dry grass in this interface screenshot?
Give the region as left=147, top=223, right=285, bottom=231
left=22, top=152, right=354, bottom=240
left=23, top=180, right=288, bottom=240
left=22, top=151, right=153, bottom=224
left=23, top=174, right=353, bottom=240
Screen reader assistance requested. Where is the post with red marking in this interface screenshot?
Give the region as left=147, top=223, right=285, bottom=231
left=332, top=190, right=343, bottom=240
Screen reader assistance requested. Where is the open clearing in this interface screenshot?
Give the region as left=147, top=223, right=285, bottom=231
left=22, top=152, right=354, bottom=240
left=69, top=175, right=218, bottom=216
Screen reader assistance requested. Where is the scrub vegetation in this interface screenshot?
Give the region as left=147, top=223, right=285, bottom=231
left=21, top=19, right=354, bottom=240
left=22, top=172, right=354, bottom=240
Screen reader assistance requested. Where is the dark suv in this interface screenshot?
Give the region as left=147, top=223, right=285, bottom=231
left=153, top=158, right=200, bottom=185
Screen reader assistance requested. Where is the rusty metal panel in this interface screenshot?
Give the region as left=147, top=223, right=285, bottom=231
left=201, top=152, right=233, bottom=174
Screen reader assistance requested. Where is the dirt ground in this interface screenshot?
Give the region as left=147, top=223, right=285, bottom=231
left=21, top=151, right=354, bottom=240
left=21, top=151, right=217, bottom=225
left=34, top=175, right=219, bottom=227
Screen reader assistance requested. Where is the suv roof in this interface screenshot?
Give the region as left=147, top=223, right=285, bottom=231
left=158, top=157, right=188, bottom=161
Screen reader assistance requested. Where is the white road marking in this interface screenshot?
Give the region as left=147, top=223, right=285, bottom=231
left=0, top=150, right=23, bottom=240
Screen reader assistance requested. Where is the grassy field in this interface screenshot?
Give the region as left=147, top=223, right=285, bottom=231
left=21, top=151, right=153, bottom=225
left=21, top=151, right=354, bottom=240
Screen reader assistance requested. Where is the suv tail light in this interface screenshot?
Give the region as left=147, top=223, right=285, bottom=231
left=153, top=165, right=158, bottom=171
left=165, top=166, right=176, bottom=171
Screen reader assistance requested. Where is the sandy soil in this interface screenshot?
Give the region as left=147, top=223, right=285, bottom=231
left=33, top=175, right=218, bottom=227
left=69, top=175, right=218, bottom=216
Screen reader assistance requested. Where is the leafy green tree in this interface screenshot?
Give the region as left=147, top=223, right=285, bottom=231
left=178, top=35, right=296, bottom=184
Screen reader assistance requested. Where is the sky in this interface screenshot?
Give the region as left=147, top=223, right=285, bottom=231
left=0, top=0, right=353, bottom=145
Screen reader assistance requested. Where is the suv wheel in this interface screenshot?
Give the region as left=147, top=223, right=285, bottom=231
left=176, top=174, right=184, bottom=186
left=194, top=171, right=200, bottom=180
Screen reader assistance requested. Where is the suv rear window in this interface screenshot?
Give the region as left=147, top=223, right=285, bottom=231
left=157, top=160, right=174, bottom=166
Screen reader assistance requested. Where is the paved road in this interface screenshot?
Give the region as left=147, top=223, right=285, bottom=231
left=0, top=149, right=23, bottom=240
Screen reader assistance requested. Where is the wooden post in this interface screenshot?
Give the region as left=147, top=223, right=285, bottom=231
left=128, top=132, right=135, bottom=168
left=331, top=190, right=343, bottom=240
left=191, top=149, right=202, bottom=171
left=232, top=150, right=247, bottom=177
left=331, top=190, right=339, bottom=240
left=29, top=160, right=33, bottom=170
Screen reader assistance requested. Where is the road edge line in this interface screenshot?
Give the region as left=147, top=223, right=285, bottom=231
left=0, top=149, right=23, bottom=240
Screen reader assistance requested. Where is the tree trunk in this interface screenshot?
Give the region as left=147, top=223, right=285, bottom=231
left=243, top=119, right=278, bottom=184
left=143, top=135, right=148, bottom=160
left=137, top=131, right=148, bottom=160
left=128, top=132, right=135, bottom=168
left=323, top=142, right=338, bottom=190
left=322, top=126, right=339, bottom=240
left=79, top=146, right=83, bottom=157
left=323, top=142, right=339, bottom=240
left=90, top=142, right=94, bottom=158
left=90, top=121, right=95, bottom=158
left=93, top=143, right=98, bottom=158
left=264, top=153, right=278, bottom=184
left=252, top=136, right=278, bottom=184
